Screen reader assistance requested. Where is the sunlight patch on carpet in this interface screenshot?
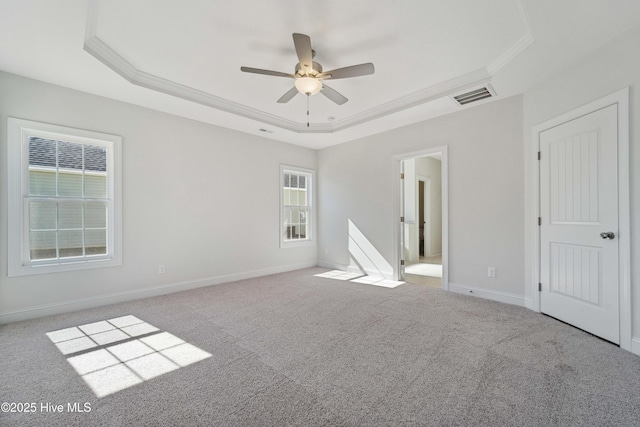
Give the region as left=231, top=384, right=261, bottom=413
left=314, top=270, right=404, bottom=288
left=47, top=316, right=210, bottom=398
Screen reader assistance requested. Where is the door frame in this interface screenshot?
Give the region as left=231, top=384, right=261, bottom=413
left=530, top=87, right=631, bottom=351
left=392, top=146, right=448, bottom=290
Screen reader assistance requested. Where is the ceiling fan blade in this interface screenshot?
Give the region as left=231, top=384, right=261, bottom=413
left=317, top=63, right=375, bottom=80
left=292, top=33, right=313, bottom=73
left=240, top=67, right=295, bottom=78
left=320, top=84, right=348, bottom=105
left=277, top=87, right=299, bottom=103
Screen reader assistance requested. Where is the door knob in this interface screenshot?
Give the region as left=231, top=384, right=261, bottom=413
left=600, top=231, right=615, bottom=240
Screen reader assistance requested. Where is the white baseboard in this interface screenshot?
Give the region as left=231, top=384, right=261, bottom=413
left=448, top=282, right=526, bottom=307
left=524, top=298, right=536, bottom=311
left=0, top=261, right=317, bottom=324
left=319, top=264, right=526, bottom=305
left=317, top=260, right=348, bottom=271
left=632, top=338, right=640, bottom=357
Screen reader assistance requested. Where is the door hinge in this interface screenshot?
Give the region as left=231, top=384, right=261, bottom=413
left=400, top=216, right=404, bottom=222
left=400, top=260, right=405, bottom=266
left=538, top=151, right=541, bottom=160
left=538, top=283, right=542, bottom=292
left=400, top=173, right=404, bottom=179
left=538, top=217, right=541, bottom=226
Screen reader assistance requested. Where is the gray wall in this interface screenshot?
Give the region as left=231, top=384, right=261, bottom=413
left=318, top=95, right=524, bottom=296
left=0, top=71, right=317, bottom=322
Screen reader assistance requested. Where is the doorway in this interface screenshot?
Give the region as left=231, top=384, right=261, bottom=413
left=394, top=147, right=448, bottom=290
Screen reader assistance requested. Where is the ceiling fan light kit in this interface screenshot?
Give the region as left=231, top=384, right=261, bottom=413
left=241, top=33, right=375, bottom=106
left=295, top=76, right=323, bottom=95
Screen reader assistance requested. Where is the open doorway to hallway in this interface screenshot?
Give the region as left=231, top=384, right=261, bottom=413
left=398, top=149, right=447, bottom=289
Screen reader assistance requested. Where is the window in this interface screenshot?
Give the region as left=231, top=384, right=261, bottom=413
left=280, top=165, right=314, bottom=246
left=8, top=118, right=122, bottom=276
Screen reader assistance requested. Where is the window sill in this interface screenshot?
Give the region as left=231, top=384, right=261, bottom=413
left=8, top=257, right=122, bottom=277
left=280, top=239, right=314, bottom=249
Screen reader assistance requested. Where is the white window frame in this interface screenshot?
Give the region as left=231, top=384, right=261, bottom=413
left=7, top=118, right=122, bottom=276
left=280, top=165, right=314, bottom=248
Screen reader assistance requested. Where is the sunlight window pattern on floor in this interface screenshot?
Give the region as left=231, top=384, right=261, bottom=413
left=46, top=315, right=211, bottom=398
left=314, top=270, right=404, bottom=288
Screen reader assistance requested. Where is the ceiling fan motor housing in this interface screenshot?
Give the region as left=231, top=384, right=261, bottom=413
left=295, top=61, right=323, bottom=77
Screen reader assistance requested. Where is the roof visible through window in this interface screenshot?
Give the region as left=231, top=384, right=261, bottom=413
left=29, top=137, right=107, bottom=172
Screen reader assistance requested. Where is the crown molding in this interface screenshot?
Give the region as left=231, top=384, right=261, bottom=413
left=487, top=0, right=534, bottom=75
left=84, top=0, right=533, bottom=134
left=84, top=35, right=303, bottom=132
left=332, top=68, right=492, bottom=131
left=487, top=33, right=534, bottom=76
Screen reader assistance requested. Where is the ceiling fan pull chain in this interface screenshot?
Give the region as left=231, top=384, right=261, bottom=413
left=306, top=93, right=310, bottom=128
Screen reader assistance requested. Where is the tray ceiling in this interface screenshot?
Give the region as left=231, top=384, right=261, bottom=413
left=2, top=0, right=640, bottom=148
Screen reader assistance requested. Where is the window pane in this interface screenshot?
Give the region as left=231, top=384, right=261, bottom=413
left=85, top=174, right=107, bottom=198
left=85, top=229, right=107, bottom=255
left=292, top=208, right=301, bottom=228
left=299, top=176, right=306, bottom=189
left=85, top=202, right=107, bottom=228
left=59, top=202, right=83, bottom=229
left=285, top=208, right=292, bottom=227
left=29, top=170, right=56, bottom=196
left=299, top=224, right=307, bottom=239
left=283, top=208, right=291, bottom=239
left=58, top=141, right=83, bottom=170
left=290, top=188, right=299, bottom=206
left=289, top=224, right=298, bottom=239
left=29, top=201, right=57, bottom=230
left=29, top=137, right=56, bottom=168
left=58, top=172, right=83, bottom=197
left=283, top=188, right=290, bottom=206
left=85, top=145, right=107, bottom=172
left=299, top=189, right=308, bottom=206
left=290, top=174, right=298, bottom=188
left=59, top=230, right=83, bottom=257
left=284, top=173, right=290, bottom=187
left=30, top=231, right=57, bottom=260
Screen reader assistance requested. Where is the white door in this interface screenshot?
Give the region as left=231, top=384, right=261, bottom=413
left=540, top=104, right=619, bottom=344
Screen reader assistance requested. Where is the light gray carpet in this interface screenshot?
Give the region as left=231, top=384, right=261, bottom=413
left=1, top=267, right=639, bottom=426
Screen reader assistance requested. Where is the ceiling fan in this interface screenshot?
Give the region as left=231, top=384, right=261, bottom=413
left=241, top=33, right=375, bottom=106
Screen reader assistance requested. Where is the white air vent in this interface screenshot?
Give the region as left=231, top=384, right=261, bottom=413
left=452, top=85, right=495, bottom=106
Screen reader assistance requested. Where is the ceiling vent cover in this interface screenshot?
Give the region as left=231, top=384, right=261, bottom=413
left=452, top=85, right=495, bottom=106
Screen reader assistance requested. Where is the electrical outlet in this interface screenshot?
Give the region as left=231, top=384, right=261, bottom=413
left=158, top=265, right=166, bottom=274
left=488, top=267, right=496, bottom=278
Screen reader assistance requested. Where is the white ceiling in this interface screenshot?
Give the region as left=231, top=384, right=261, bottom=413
left=2, top=0, right=640, bottom=149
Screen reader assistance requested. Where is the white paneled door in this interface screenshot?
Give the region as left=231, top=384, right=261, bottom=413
left=540, top=104, right=619, bottom=344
